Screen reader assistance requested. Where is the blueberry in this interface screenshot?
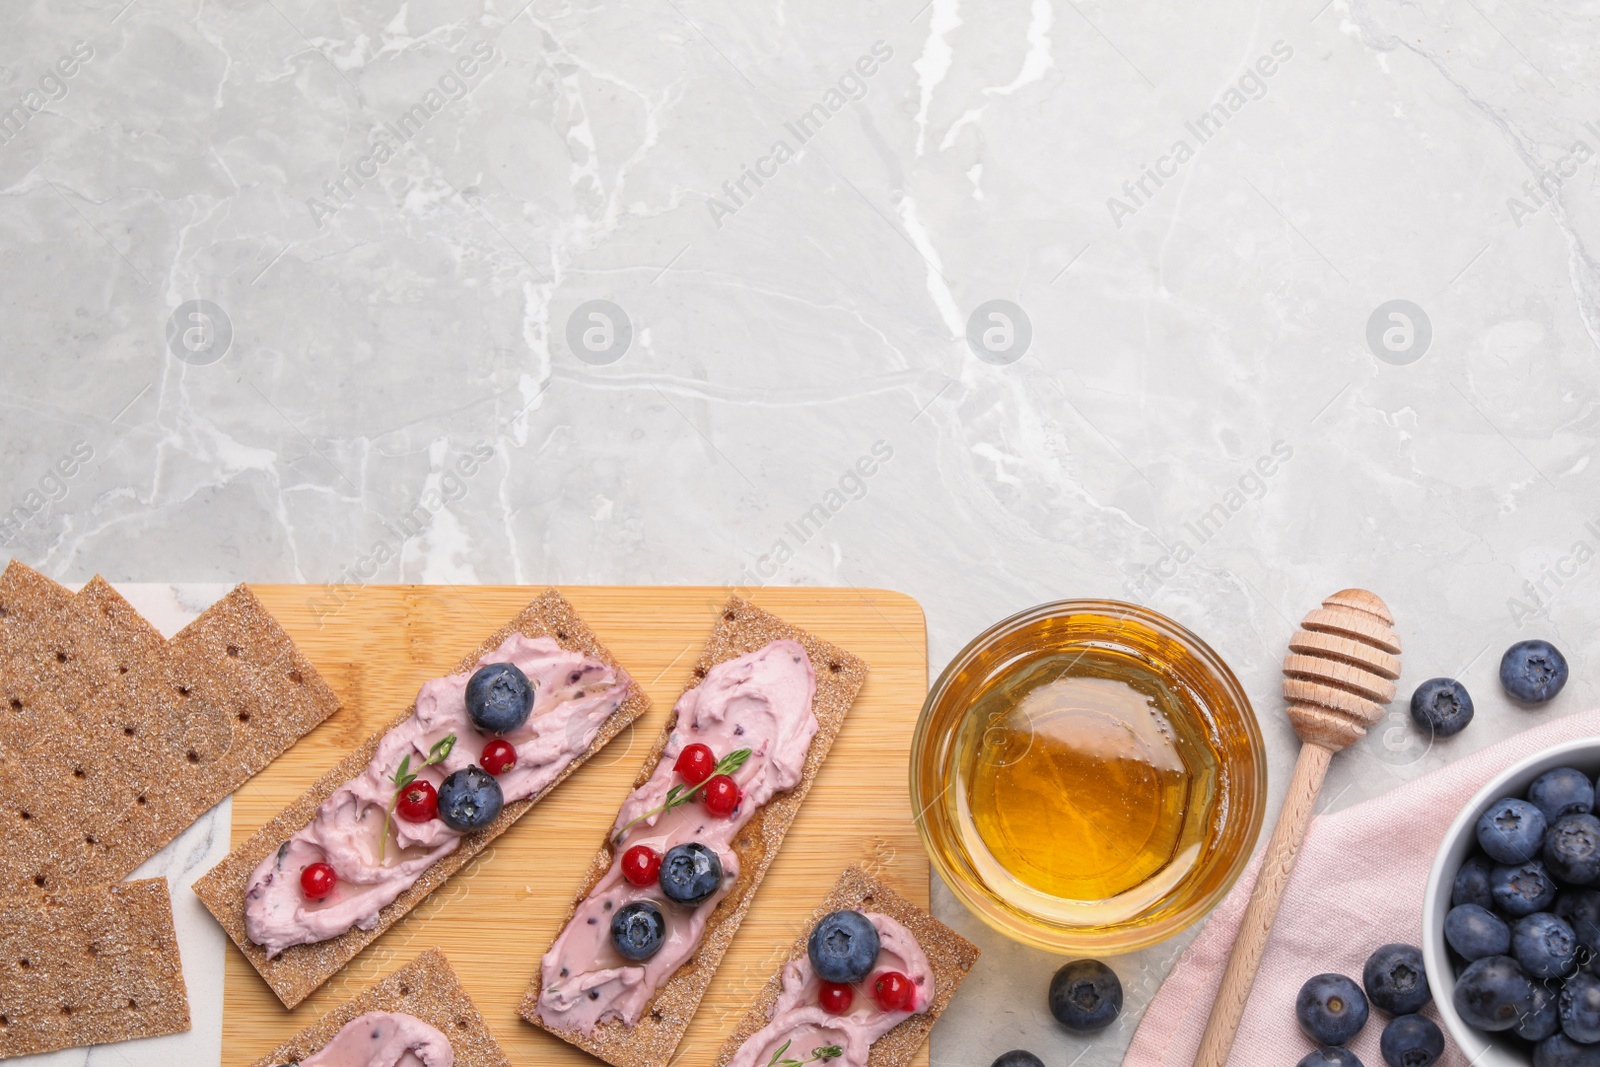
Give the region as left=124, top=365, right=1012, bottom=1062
left=1536, top=1034, right=1600, bottom=1067
left=1362, top=943, right=1429, bottom=1015
left=807, top=910, right=880, bottom=984
left=1453, top=955, right=1536, bottom=1030
left=1563, top=971, right=1600, bottom=1042
left=1514, top=912, right=1579, bottom=978
left=1493, top=860, right=1559, bottom=917
left=1454, top=854, right=1496, bottom=910
left=1446, top=904, right=1512, bottom=960
left=609, top=899, right=665, bottom=960
left=658, top=842, right=723, bottom=906
left=990, top=1053, right=1045, bottom=1067
left=1521, top=982, right=1563, bottom=1042
left=1047, top=959, right=1122, bottom=1032
left=435, top=766, right=503, bottom=831
left=1379, top=1014, right=1442, bottom=1067
left=1548, top=814, right=1600, bottom=886
left=465, top=662, right=535, bottom=734
left=1502, top=640, right=1570, bottom=704
left=1557, top=889, right=1600, bottom=957
left=1533, top=768, right=1596, bottom=823
left=1296, top=973, right=1368, bottom=1046
left=1297, top=1050, right=1364, bottom=1067
left=1478, top=797, right=1549, bottom=864
left=1408, top=678, right=1473, bottom=738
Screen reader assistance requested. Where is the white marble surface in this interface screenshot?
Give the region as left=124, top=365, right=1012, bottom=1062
left=4, top=0, right=1600, bottom=1063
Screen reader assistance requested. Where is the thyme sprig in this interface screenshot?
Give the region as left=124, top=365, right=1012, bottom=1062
left=765, top=1040, right=844, bottom=1067
left=378, top=733, right=455, bottom=863
left=612, top=747, right=752, bottom=843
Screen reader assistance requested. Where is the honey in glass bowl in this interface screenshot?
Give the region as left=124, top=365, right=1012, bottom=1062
left=912, top=600, right=1266, bottom=953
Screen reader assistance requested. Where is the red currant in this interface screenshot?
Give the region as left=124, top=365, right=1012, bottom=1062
left=300, top=862, right=337, bottom=901
left=396, top=780, right=438, bottom=823
left=701, top=774, right=740, bottom=816
left=480, top=738, right=517, bottom=776
left=675, top=743, right=716, bottom=786
left=819, top=981, right=854, bottom=1014
left=873, top=971, right=914, bottom=1012
left=621, top=845, right=661, bottom=887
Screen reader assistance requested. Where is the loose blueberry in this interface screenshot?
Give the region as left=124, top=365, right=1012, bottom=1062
left=1547, top=814, right=1600, bottom=886
left=1536, top=1034, right=1600, bottom=1067
left=658, top=842, right=723, bottom=906
left=1363, top=943, right=1430, bottom=1015
left=464, top=662, right=535, bottom=734
left=1296, top=973, right=1369, bottom=1046
left=1533, top=768, right=1597, bottom=823
left=1556, top=889, right=1600, bottom=958
left=436, top=766, right=503, bottom=831
left=1047, top=959, right=1122, bottom=1032
left=1478, top=797, right=1548, bottom=864
left=1514, top=912, right=1579, bottom=978
left=1453, top=955, right=1536, bottom=1031
left=807, top=910, right=880, bottom=985
left=1520, top=982, right=1562, bottom=1042
left=1379, top=1014, right=1442, bottom=1067
left=1445, top=904, right=1512, bottom=961
left=1408, top=678, right=1473, bottom=738
left=1502, top=640, right=1570, bottom=704
left=990, top=1054, right=1045, bottom=1067
left=1297, top=1051, right=1364, bottom=1067
left=1564, top=972, right=1600, bottom=1042
left=1493, top=860, right=1559, bottom=917
left=1453, top=854, right=1496, bottom=910
left=609, top=899, right=666, bottom=960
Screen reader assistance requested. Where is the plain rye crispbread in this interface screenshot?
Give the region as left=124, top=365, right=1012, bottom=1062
left=519, top=597, right=870, bottom=1067
left=247, top=949, right=511, bottom=1067
left=193, top=588, right=652, bottom=1009
left=0, top=563, right=340, bottom=892
left=0, top=877, right=190, bottom=1059
left=714, top=865, right=980, bottom=1067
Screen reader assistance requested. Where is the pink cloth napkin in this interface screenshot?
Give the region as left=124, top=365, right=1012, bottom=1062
left=1124, top=709, right=1600, bottom=1066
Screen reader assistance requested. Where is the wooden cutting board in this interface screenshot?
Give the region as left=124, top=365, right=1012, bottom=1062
left=224, top=585, right=929, bottom=1066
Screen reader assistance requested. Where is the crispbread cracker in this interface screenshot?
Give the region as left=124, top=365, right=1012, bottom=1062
left=519, top=597, right=870, bottom=1067
left=0, top=877, right=190, bottom=1058
left=194, top=588, right=652, bottom=1009
left=713, top=866, right=980, bottom=1067
left=247, top=948, right=510, bottom=1067
left=0, top=564, right=340, bottom=891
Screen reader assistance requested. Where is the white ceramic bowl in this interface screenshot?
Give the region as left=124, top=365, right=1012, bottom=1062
left=1424, top=737, right=1600, bottom=1067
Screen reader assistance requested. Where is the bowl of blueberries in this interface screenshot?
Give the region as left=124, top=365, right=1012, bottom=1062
left=1425, top=716, right=1600, bottom=1067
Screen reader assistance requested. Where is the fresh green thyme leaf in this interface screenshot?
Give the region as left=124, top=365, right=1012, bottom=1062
left=379, top=733, right=456, bottom=864
left=763, top=1039, right=840, bottom=1067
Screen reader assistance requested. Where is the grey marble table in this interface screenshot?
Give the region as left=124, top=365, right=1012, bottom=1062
left=5, top=0, right=1600, bottom=1063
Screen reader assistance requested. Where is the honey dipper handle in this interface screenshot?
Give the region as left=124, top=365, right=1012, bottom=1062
left=1194, top=742, right=1333, bottom=1067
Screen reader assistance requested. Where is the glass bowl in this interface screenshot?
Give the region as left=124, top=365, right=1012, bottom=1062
left=911, top=599, right=1267, bottom=953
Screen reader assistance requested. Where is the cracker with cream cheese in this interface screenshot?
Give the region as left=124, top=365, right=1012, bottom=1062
left=519, top=597, right=869, bottom=1067
left=195, top=588, right=650, bottom=1009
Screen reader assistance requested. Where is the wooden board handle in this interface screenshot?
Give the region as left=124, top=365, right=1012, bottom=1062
left=1193, top=742, right=1333, bottom=1067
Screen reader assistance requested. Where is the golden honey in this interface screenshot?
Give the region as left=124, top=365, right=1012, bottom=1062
left=912, top=601, right=1265, bottom=953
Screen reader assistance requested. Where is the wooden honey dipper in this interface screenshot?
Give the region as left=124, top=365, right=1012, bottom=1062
left=1194, top=588, right=1401, bottom=1067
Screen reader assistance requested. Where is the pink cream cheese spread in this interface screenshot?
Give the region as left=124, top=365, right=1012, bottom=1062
left=536, top=639, right=818, bottom=1034
left=245, top=633, right=632, bottom=958
left=725, top=914, right=934, bottom=1067
left=293, top=1011, right=453, bottom=1067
